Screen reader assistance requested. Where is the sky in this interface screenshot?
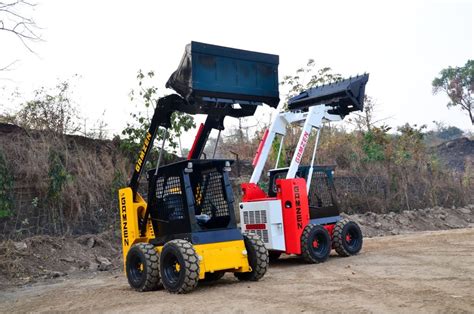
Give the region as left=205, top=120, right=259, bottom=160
left=0, top=0, right=473, bottom=150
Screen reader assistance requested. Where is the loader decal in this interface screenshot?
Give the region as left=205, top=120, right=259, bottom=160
left=295, top=131, right=309, bottom=164
left=120, top=194, right=129, bottom=246
left=294, top=185, right=303, bottom=229
left=134, top=132, right=152, bottom=172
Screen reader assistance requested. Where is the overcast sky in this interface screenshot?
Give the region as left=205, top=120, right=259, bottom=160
left=1, top=0, right=473, bottom=149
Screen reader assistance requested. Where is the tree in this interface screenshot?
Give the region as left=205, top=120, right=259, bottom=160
left=432, top=121, right=464, bottom=141
left=13, top=78, right=81, bottom=134
left=432, top=60, right=474, bottom=125
left=280, top=59, right=342, bottom=104
left=0, top=1, right=41, bottom=70
left=348, top=96, right=376, bottom=132
left=121, top=70, right=195, bottom=158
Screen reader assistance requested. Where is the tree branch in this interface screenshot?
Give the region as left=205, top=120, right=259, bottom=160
left=0, top=59, right=18, bottom=71
left=0, top=0, right=41, bottom=55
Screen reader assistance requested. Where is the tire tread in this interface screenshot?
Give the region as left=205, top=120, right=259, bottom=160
left=161, top=239, right=200, bottom=294
left=127, top=243, right=161, bottom=292
left=235, top=233, right=268, bottom=281
left=300, top=224, right=331, bottom=264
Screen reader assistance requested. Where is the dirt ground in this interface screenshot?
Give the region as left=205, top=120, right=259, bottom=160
left=1, top=228, right=473, bottom=313
left=0, top=205, right=472, bottom=290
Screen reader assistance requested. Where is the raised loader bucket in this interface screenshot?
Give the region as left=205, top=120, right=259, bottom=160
left=287, top=74, right=369, bottom=116
left=166, top=41, right=280, bottom=108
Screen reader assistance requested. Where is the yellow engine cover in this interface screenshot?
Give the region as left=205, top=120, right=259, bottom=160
left=195, top=240, right=251, bottom=278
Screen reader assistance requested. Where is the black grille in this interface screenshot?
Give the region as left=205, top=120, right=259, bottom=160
left=155, top=176, right=185, bottom=221
left=198, top=170, right=231, bottom=218
left=309, top=172, right=334, bottom=208
left=243, top=210, right=267, bottom=224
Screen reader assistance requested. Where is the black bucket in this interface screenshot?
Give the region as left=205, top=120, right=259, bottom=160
left=288, top=74, right=369, bottom=116
left=166, top=41, right=280, bottom=108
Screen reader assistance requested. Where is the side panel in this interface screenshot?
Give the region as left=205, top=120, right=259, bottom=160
left=240, top=200, right=285, bottom=251
left=194, top=240, right=250, bottom=278
left=118, top=187, right=155, bottom=269
left=276, top=178, right=310, bottom=255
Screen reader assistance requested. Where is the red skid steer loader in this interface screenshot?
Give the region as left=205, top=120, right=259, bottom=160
left=240, top=74, right=369, bottom=263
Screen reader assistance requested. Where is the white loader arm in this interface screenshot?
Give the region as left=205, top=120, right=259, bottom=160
left=249, top=106, right=341, bottom=186
left=249, top=74, right=369, bottom=191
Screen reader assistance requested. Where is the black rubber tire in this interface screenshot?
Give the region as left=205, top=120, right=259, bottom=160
left=300, top=224, right=331, bottom=264
left=201, top=271, right=225, bottom=282
left=160, top=239, right=200, bottom=294
left=333, top=219, right=363, bottom=257
left=269, top=250, right=282, bottom=262
left=125, top=243, right=161, bottom=292
left=234, top=233, right=268, bottom=281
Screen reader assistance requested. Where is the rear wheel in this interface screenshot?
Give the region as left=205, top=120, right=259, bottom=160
left=300, top=224, right=331, bottom=263
left=160, top=239, right=200, bottom=294
left=126, top=243, right=161, bottom=292
left=333, top=219, right=363, bottom=257
left=234, top=233, right=268, bottom=281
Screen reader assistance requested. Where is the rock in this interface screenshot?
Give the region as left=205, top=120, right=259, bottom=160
left=78, top=260, right=89, bottom=269
left=88, top=262, right=99, bottom=270
left=458, top=208, right=471, bottom=215
left=96, top=257, right=112, bottom=271
left=13, top=241, right=27, bottom=250
left=50, top=271, right=66, bottom=278
left=87, top=237, right=96, bottom=248
left=60, top=257, right=75, bottom=263
left=374, top=222, right=382, bottom=228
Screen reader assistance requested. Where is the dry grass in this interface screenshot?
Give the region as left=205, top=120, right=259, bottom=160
left=0, top=124, right=129, bottom=239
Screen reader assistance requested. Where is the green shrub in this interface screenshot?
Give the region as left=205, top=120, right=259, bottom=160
left=0, top=151, right=13, bottom=218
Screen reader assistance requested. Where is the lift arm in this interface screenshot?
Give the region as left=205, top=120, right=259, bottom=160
left=128, top=94, right=191, bottom=198
left=249, top=74, right=369, bottom=191
left=186, top=104, right=258, bottom=160
left=249, top=107, right=341, bottom=185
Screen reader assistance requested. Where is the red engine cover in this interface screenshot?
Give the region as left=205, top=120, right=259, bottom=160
left=276, top=178, right=310, bottom=255
left=241, top=183, right=268, bottom=202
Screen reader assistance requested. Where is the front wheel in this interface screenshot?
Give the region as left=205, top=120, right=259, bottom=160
left=160, top=239, right=200, bottom=294
left=300, top=224, right=331, bottom=263
left=126, top=243, right=161, bottom=292
left=234, top=233, right=268, bottom=281
left=333, top=219, right=363, bottom=257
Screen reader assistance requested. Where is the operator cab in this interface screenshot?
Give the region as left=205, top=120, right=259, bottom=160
left=267, top=165, right=340, bottom=220
left=146, top=159, right=238, bottom=245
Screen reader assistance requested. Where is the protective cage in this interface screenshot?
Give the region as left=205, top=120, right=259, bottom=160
left=166, top=41, right=280, bottom=107
left=146, top=159, right=239, bottom=245
left=267, top=165, right=340, bottom=219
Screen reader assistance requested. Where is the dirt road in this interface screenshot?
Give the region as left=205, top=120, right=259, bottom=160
left=1, top=228, right=473, bottom=313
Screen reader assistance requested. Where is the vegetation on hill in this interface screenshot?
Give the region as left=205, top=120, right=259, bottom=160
left=0, top=62, right=472, bottom=240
